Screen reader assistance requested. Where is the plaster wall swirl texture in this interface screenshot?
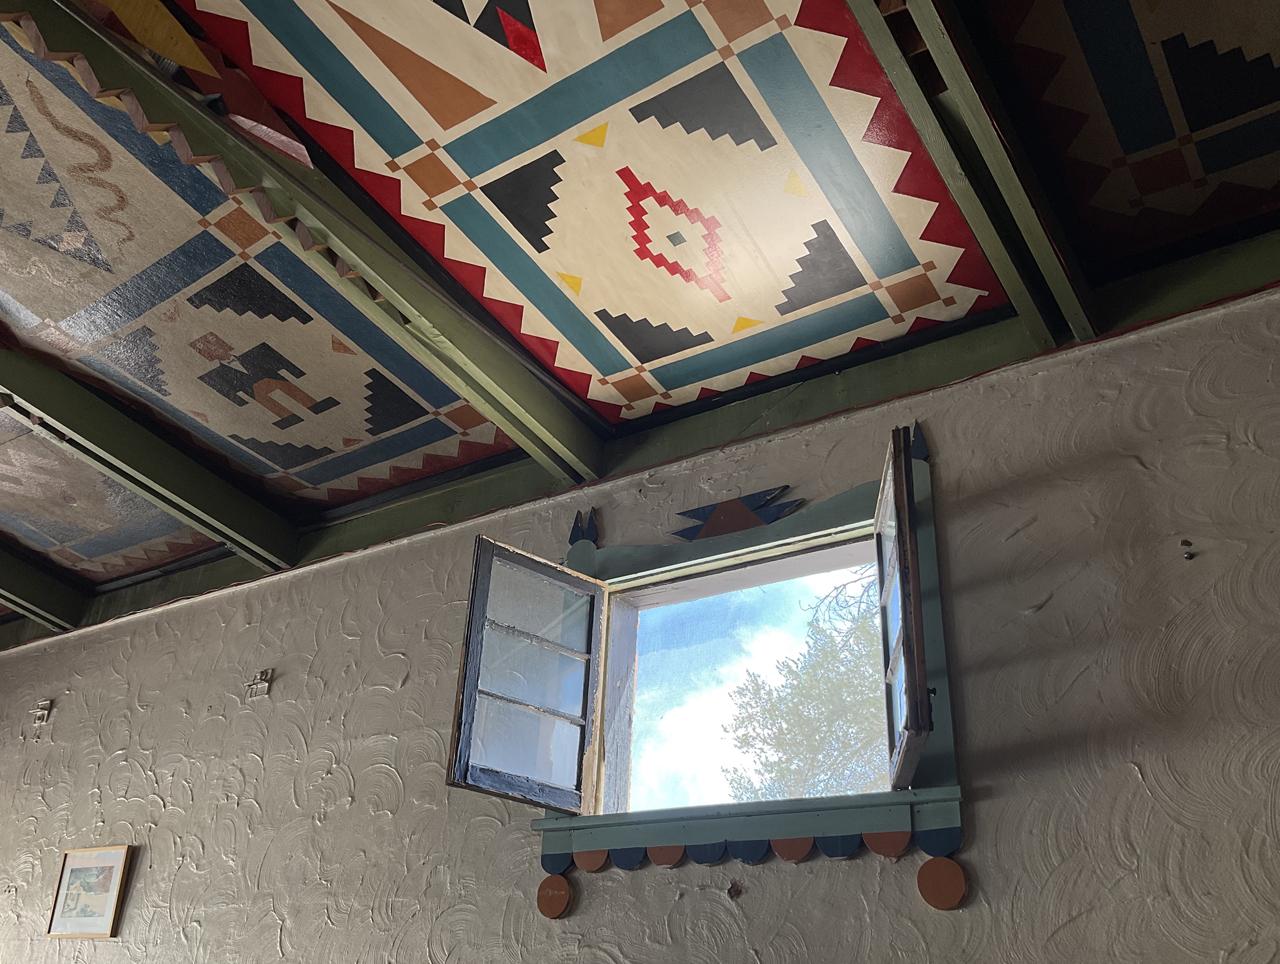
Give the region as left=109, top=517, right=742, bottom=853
left=2, top=291, right=1280, bottom=962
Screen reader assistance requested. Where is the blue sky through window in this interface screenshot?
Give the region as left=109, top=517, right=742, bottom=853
left=629, top=564, right=882, bottom=811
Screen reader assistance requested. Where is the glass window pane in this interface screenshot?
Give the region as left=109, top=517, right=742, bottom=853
left=487, top=559, right=591, bottom=650
left=478, top=626, right=587, bottom=718
left=470, top=695, right=582, bottom=789
left=885, top=570, right=903, bottom=652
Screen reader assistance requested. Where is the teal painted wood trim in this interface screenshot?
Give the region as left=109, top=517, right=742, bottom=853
left=911, top=461, right=959, bottom=786
left=547, top=454, right=963, bottom=854
left=534, top=787, right=959, bottom=852
left=567, top=481, right=879, bottom=583
left=0, top=616, right=51, bottom=652
left=0, top=348, right=297, bottom=571
left=0, top=543, right=87, bottom=632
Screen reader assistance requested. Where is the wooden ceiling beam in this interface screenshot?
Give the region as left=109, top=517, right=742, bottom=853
left=0, top=542, right=87, bottom=633
left=0, top=348, right=298, bottom=571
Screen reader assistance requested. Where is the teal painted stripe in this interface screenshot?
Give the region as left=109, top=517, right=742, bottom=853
left=238, top=0, right=420, bottom=158
left=651, top=291, right=889, bottom=390
left=1061, top=0, right=1174, bottom=154
left=738, top=33, right=917, bottom=279
left=442, top=193, right=630, bottom=375
left=444, top=12, right=715, bottom=177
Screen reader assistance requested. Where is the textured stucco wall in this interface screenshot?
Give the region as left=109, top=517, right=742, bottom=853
left=2, top=292, right=1279, bottom=963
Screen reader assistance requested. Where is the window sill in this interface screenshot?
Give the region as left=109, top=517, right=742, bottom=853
left=533, top=785, right=961, bottom=856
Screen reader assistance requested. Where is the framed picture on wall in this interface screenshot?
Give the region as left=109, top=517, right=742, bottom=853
left=46, top=845, right=131, bottom=938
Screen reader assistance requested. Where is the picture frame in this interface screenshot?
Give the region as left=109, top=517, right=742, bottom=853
left=46, top=845, right=131, bottom=938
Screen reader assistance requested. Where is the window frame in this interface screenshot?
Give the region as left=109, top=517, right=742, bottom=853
left=447, top=537, right=608, bottom=812
left=450, top=425, right=960, bottom=854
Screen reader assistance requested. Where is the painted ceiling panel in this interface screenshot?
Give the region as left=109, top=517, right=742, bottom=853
left=0, top=408, right=219, bottom=584
left=173, top=0, right=1012, bottom=421
left=0, top=24, right=517, bottom=512
left=976, top=0, right=1280, bottom=281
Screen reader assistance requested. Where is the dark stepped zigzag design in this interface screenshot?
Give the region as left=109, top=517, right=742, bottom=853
left=1163, top=34, right=1280, bottom=133
left=362, top=368, right=429, bottom=436
left=229, top=435, right=333, bottom=470
left=595, top=308, right=713, bottom=364
left=100, top=326, right=169, bottom=396
left=481, top=150, right=565, bottom=253
left=187, top=263, right=313, bottom=323
left=775, top=220, right=865, bottom=315
left=631, top=62, right=777, bottom=151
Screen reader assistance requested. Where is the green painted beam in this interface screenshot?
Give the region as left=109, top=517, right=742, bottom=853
left=0, top=348, right=297, bottom=570
left=912, top=0, right=1096, bottom=342
left=602, top=312, right=1045, bottom=475
left=30, top=0, right=602, bottom=485
left=843, top=0, right=1055, bottom=355
left=297, top=456, right=560, bottom=562
left=1094, top=227, right=1280, bottom=333
left=0, top=543, right=87, bottom=632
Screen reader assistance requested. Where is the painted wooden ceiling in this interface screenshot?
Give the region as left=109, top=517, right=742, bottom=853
left=973, top=0, right=1280, bottom=282
left=169, top=0, right=1011, bottom=421
left=0, top=22, right=517, bottom=580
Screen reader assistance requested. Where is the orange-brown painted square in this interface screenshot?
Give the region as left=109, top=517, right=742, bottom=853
left=1129, top=148, right=1191, bottom=196
left=404, top=153, right=461, bottom=198
left=214, top=207, right=269, bottom=251
left=442, top=403, right=489, bottom=431
left=703, top=0, right=773, bottom=42
left=610, top=373, right=659, bottom=402
left=886, top=273, right=940, bottom=313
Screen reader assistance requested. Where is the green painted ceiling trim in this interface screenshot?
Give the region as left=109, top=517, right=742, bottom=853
left=296, top=456, right=560, bottom=563
left=0, top=348, right=297, bottom=571
left=843, top=0, right=1054, bottom=355
left=81, top=554, right=264, bottom=627
left=1094, top=227, right=1280, bottom=333
left=30, top=0, right=602, bottom=486
left=914, top=0, right=1096, bottom=342
left=601, top=312, right=1046, bottom=476
left=0, top=542, right=87, bottom=632
left=288, top=207, right=602, bottom=484
left=0, top=615, right=51, bottom=652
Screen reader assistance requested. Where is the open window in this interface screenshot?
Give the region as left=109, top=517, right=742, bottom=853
left=448, top=428, right=937, bottom=815
left=447, top=539, right=607, bottom=811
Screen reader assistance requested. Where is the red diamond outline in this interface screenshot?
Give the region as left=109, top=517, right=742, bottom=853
left=617, top=166, right=730, bottom=303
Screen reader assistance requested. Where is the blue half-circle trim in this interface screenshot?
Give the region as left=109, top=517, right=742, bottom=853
left=815, top=834, right=863, bottom=859
left=727, top=839, right=770, bottom=865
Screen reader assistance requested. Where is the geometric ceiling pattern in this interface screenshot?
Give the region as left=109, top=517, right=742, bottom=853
left=175, top=0, right=1011, bottom=421
left=0, top=407, right=219, bottom=585
left=978, top=0, right=1280, bottom=281
left=0, top=20, right=516, bottom=536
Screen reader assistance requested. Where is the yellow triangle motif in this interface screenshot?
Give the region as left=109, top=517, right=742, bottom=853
left=784, top=170, right=810, bottom=197
left=557, top=273, right=583, bottom=296
left=574, top=122, right=609, bottom=148
left=733, top=316, right=765, bottom=333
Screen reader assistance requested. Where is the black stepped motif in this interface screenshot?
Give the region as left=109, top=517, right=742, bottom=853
left=230, top=435, right=333, bottom=470
left=481, top=150, right=565, bottom=253
left=775, top=221, right=865, bottom=315
left=100, top=326, right=169, bottom=396
left=187, top=263, right=313, bottom=324
left=1163, top=35, right=1280, bottom=132
left=631, top=62, right=777, bottom=151
left=363, top=369, right=428, bottom=436
left=595, top=308, right=713, bottom=363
